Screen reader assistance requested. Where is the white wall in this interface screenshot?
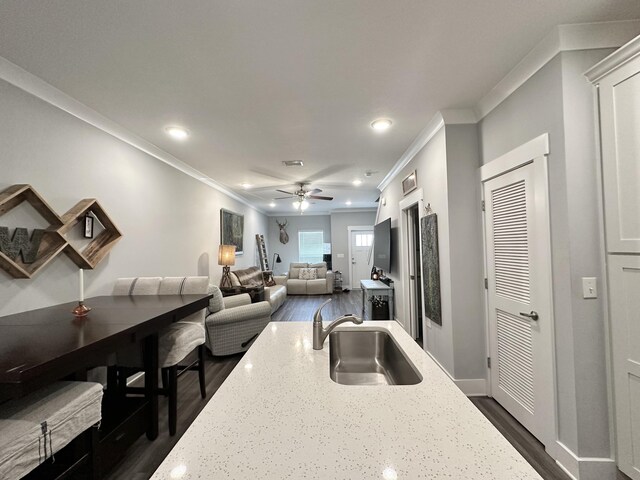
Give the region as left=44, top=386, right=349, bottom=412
left=0, top=79, right=268, bottom=316
left=266, top=214, right=331, bottom=274
left=330, top=210, right=377, bottom=287
left=478, top=48, right=614, bottom=461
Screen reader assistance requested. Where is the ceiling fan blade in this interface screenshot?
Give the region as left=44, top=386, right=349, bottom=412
left=274, top=195, right=295, bottom=200
left=308, top=195, right=333, bottom=201
left=306, top=188, right=322, bottom=195
left=276, top=189, right=295, bottom=196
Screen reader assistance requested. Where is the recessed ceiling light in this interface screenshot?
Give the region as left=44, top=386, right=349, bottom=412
left=165, top=126, right=189, bottom=140
left=240, top=183, right=252, bottom=189
left=371, top=118, right=392, bottom=131
left=352, top=179, right=362, bottom=186
left=345, top=200, right=352, bottom=206
left=269, top=202, right=276, bottom=208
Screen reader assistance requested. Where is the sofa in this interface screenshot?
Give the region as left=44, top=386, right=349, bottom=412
left=279, top=262, right=334, bottom=295
left=229, top=266, right=287, bottom=313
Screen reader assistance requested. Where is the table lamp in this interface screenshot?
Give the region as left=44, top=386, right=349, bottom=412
left=218, top=245, right=236, bottom=288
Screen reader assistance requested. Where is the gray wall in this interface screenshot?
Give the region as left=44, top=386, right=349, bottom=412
left=377, top=127, right=456, bottom=375
left=0, top=79, right=268, bottom=316
left=478, top=49, right=614, bottom=458
left=330, top=210, right=377, bottom=287
left=266, top=214, right=331, bottom=274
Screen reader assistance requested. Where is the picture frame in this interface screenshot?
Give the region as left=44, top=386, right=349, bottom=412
left=220, top=209, right=244, bottom=255
left=402, top=170, right=417, bottom=196
left=83, top=214, right=94, bottom=239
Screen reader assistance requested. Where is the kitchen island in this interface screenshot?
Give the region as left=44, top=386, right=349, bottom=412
left=151, top=321, right=542, bottom=479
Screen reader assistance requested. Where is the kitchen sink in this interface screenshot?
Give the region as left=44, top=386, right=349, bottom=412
left=329, top=329, right=422, bottom=386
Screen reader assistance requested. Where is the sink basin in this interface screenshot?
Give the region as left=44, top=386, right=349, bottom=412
left=329, top=329, right=422, bottom=386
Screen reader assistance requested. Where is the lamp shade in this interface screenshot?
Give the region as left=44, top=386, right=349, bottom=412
left=218, top=245, right=236, bottom=266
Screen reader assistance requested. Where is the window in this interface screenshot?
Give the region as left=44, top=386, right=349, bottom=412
left=298, top=231, right=324, bottom=263
left=354, top=233, right=373, bottom=247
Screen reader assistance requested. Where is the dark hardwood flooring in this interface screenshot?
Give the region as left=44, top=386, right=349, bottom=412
left=103, top=353, right=242, bottom=480
left=272, top=290, right=363, bottom=322
left=103, top=292, right=630, bottom=480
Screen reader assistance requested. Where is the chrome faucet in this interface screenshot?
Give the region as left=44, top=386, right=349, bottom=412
left=313, top=299, right=363, bottom=350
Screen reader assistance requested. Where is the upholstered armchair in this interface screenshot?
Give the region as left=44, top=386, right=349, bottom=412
left=205, top=287, right=272, bottom=356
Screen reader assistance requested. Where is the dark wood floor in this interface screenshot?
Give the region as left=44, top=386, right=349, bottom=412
left=103, top=353, right=242, bottom=480
left=272, top=290, right=363, bottom=322
left=103, top=292, right=630, bottom=480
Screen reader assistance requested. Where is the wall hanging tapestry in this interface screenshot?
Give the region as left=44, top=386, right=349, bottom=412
left=420, top=212, right=442, bottom=325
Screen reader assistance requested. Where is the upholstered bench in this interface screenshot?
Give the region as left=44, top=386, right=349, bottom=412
left=0, top=381, right=103, bottom=480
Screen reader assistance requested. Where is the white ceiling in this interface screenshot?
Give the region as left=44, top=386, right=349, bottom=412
left=1, top=1, right=639, bottom=214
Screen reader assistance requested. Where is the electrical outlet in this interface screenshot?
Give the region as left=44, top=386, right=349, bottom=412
left=582, top=277, right=597, bottom=299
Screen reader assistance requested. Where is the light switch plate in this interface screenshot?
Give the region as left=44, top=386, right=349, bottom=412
left=337, top=253, right=345, bottom=258
left=582, top=277, right=597, bottom=299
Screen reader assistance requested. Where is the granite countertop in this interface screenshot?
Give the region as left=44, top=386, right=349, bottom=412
left=151, top=321, right=542, bottom=479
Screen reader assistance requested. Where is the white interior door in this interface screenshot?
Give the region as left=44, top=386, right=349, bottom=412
left=349, top=229, right=373, bottom=289
left=609, top=255, right=640, bottom=479
left=483, top=154, right=555, bottom=447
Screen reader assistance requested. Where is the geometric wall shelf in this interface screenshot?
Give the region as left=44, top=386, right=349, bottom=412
left=0, top=184, right=67, bottom=279
left=58, top=199, right=123, bottom=269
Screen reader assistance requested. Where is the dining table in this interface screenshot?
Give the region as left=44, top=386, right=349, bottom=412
left=0, top=294, right=212, bottom=449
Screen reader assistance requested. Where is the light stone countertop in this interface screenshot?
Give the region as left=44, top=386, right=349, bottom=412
left=151, top=321, right=542, bottom=480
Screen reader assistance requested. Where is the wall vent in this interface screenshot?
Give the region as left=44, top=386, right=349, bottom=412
left=282, top=160, right=304, bottom=167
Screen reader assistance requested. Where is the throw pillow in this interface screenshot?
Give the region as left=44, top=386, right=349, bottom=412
left=298, top=268, right=318, bottom=280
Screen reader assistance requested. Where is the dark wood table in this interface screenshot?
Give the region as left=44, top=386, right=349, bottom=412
left=0, top=294, right=212, bottom=443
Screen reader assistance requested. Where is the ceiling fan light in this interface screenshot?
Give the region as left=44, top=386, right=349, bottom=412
left=292, top=200, right=301, bottom=209
left=300, top=200, right=309, bottom=210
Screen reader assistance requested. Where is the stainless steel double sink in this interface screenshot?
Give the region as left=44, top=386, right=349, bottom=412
left=329, top=329, right=422, bottom=386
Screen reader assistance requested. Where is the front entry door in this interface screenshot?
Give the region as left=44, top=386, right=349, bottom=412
left=483, top=153, right=554, bottom=446
left=350, top=229, right=373, bottom=289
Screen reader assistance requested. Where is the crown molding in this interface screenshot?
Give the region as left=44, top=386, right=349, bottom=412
left=585, top=32, right=640, bottom=83
left=377, top=112, right=445, bottom=192
left=440, top=108, right=478, bottom=124
left=475, top=20, right=640, bottom=120
left=0, top=55, right=265, bottom=214
left=267, top=207, right=377, bottom=217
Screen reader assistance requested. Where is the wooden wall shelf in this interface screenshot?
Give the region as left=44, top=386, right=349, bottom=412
left=0, top=185, right=122, bottom=278
left=0, top=185, right=67, bottom=279
left=59, top=199, right=123, bottom=269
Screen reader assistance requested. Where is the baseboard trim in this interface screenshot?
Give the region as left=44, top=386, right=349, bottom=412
left=425, top=350, right=487, bottom=396
left=554, top=441, right=617, bottom=480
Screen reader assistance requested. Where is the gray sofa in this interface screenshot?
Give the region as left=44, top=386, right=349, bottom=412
left=279, top=262, right=334, bottom=295
left=229, top=266, right=286, bottom=313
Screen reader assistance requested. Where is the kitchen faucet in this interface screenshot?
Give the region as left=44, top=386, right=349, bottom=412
left=312, top=299, right=363, bottom=350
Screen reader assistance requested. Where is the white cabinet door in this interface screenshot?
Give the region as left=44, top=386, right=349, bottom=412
left=608, top=255, right=640, bottom=479
left=599, top=57, right=640, bottom=253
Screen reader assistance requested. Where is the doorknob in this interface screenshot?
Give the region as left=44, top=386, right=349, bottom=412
left=519, top=311, right=539, bottom=321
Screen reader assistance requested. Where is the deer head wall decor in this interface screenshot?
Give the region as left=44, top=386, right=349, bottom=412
left=276, top=219, right=289, bottom=244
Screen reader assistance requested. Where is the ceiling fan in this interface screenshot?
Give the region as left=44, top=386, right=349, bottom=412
left=274, top=183, right=333, bottom=210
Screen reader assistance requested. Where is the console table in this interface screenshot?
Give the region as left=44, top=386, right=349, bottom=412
left=360, top=279, right=394, bottom=320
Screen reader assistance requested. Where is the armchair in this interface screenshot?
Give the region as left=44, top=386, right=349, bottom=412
left=205, top=287, right=272, bottom=356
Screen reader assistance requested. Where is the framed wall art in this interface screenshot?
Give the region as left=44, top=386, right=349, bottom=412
left=220, top=209, right=244, bottom=255
left=402, top=170, right=417, bottom=196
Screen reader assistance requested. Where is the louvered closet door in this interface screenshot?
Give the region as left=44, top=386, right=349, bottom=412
left=484, top=162, right=545, bottom=440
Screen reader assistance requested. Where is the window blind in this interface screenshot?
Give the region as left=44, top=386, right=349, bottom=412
left=298, top=231, right=324, bottom=263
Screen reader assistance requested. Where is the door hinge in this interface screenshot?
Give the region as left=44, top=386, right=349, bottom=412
left=484, top=278, right=488, bottom=289
left=487, top=357, right=491, bottom=369
left=481, top=200, right=485, bottom=212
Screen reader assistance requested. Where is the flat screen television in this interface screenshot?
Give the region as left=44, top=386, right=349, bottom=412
left=373, top=218, right=392, bottom=273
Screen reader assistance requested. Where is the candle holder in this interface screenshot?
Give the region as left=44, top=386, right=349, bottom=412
left=72, top=301, right=91, bottom=317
